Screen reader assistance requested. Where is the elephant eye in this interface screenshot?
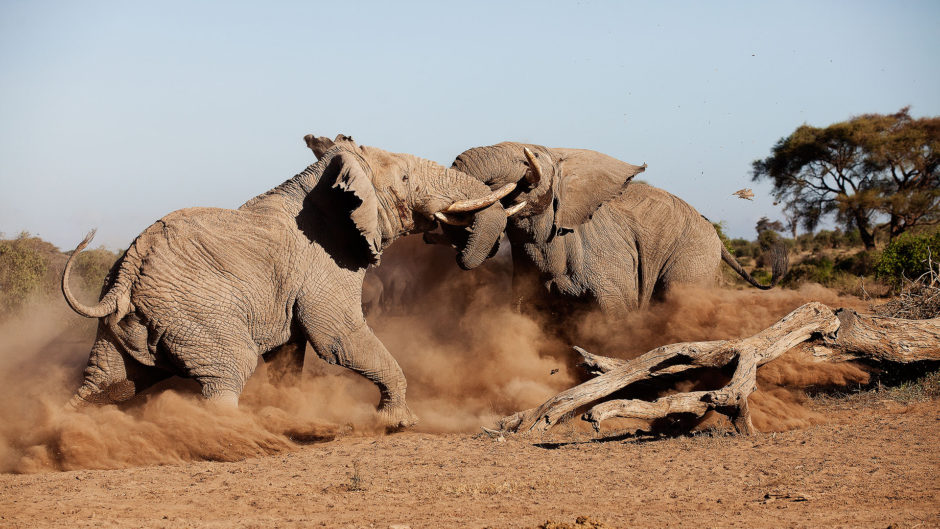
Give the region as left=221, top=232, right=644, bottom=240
left=402, top=173, right=409, bottom=182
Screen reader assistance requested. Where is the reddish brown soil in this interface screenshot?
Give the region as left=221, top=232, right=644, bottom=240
left=2, top=396, right=937, bottom=529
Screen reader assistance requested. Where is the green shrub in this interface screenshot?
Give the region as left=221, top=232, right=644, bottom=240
left=0, top=233, right=120, bottom=318
left=0, top=234, right=49, bottom=314
left=875, top=230, right=940, bottom=289
left=835, top=250, right=880, bottom=277
left=782, top=256, right=837, bottom=287
left=757, top=229, right=780, bottom=251
left=712, top=222, right=734, bottom=254
left=71, top=248, right=121, bottom=295
left=844, top=229, right=863, bottom=248
left=730, top=238, right=760, bottom=259
left=750, top=268, right=772, bottom=284
left=812, top=229, right=842, bottom=249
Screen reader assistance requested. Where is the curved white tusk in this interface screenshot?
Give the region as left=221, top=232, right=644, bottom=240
left=505, top=201, right=527, bottom=217
left=434, top=211, right=472, bottom=226
left=522, top=147, right=543, bottom=185
left=441, top=183, right=517, bottom=214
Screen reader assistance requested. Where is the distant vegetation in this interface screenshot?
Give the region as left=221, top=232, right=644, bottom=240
left=720, top=217, right=939, bottom=297
left=723, top=107, right=940, bottom=295
left=0, top=232, right=121, bottom=318
left=752, top=107, right=938, bottom=250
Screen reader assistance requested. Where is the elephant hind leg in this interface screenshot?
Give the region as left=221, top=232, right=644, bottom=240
left=170, top=335, right=259, bottom=408
left=656, top=241, right=722, bottom=297
left=69, top=334, right=171, bottom=408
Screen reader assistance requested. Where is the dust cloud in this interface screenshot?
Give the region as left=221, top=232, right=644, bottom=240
left=0, top=235, right=871, bottom=472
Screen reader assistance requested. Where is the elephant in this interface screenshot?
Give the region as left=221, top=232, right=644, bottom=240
left=61, top=134, right=522, bottom=429
left=371, top=263, right=416, bottom=314
left=447, top=142, right=787, bottom=320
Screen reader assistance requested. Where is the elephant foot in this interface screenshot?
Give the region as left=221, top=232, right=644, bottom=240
left=64, top=393, right=92, bottom=411
left=65, top=380, right=136, bottom=410
left=205, top=389, right=240, bottom=408
left=377, top=401, right=418, bottom=432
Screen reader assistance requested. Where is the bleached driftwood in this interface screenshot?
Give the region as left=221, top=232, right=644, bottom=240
left=496, top=302, right=940, bottom=435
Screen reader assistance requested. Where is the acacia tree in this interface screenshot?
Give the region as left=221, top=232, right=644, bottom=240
left=752, top=108, right=939, bottom=249
left=861, top=108, right=939, bottom=238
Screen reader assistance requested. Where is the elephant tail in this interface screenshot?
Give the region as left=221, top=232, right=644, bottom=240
left=62, top=230, right=127, bottom=319
left=720, top=243, right=788, bottom=290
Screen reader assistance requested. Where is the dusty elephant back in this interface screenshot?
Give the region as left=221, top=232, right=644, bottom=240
left=124, top=207, right=314, bottom=351
left=588, top=181, right=722, bottom=304
left=603, top=181, right=719, bottom=246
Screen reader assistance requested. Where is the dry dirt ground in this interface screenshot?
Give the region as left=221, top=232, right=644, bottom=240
left=1, top=395, right=937, bottom=529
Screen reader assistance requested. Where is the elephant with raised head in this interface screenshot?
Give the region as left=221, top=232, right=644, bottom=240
left=448, top=142, right=787, bottom=319
left=61, top=135, right=519, bottom=429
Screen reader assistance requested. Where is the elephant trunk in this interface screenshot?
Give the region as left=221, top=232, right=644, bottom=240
left=419, top=165, right=508, bottom=270
left=456, top=203, right=505, bottom=270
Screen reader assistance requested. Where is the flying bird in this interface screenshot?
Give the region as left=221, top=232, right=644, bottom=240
left=732, top=188, right=755, bottom=201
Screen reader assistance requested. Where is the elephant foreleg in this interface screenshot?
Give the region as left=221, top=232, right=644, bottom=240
left=305, top=318, right=417, bottom=430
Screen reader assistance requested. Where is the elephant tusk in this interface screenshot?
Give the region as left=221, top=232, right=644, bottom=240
left=523, top=147, right=543, bottom=185
left=505, top=201, right=527, bottom=217
left=441, top=183, right=517, bottom=214
left=434, top=211, right=472, bottom=226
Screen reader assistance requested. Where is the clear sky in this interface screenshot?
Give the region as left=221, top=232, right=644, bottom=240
left=1, top=1, right=938, bottom=250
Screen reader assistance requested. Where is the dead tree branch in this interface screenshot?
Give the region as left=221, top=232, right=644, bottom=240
left=496, top=302, right=939, bottom=435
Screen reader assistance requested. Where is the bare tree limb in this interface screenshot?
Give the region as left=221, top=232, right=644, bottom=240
left=495, top=303, right=940, bottom=436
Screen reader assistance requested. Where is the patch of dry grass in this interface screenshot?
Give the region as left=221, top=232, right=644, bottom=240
left=873, top=257, right=940, bottom=319
left=813, top=369, right=940, bottom=408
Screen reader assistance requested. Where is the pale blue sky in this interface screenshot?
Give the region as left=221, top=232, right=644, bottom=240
left=1, top=1, right=938, bottom=249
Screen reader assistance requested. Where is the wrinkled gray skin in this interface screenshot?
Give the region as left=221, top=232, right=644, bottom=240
left=450, top=142, right=785, bottom=320
left=61, top=135, right=508, bottom=429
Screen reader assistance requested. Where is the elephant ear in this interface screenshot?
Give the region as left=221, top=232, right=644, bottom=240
left=554, top=152, right=647, bottom=230
left=304, top=133, right=358, bottom=159
left=318, top=150, right=382, bottom=264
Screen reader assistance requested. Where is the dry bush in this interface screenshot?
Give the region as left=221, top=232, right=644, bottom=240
left=874, top=255, right=940, bottom=319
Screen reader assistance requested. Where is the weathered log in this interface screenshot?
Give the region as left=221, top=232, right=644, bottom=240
left=496, top=303, right=940, bottom=435
left=826, top=308, right=940, bottom=362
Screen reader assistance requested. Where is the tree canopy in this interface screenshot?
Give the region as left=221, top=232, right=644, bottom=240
left=752, top=108, right=939, bottom=249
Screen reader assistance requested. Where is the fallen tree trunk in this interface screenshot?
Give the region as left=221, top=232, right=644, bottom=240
left=496, top=302, right=940, bottom=435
